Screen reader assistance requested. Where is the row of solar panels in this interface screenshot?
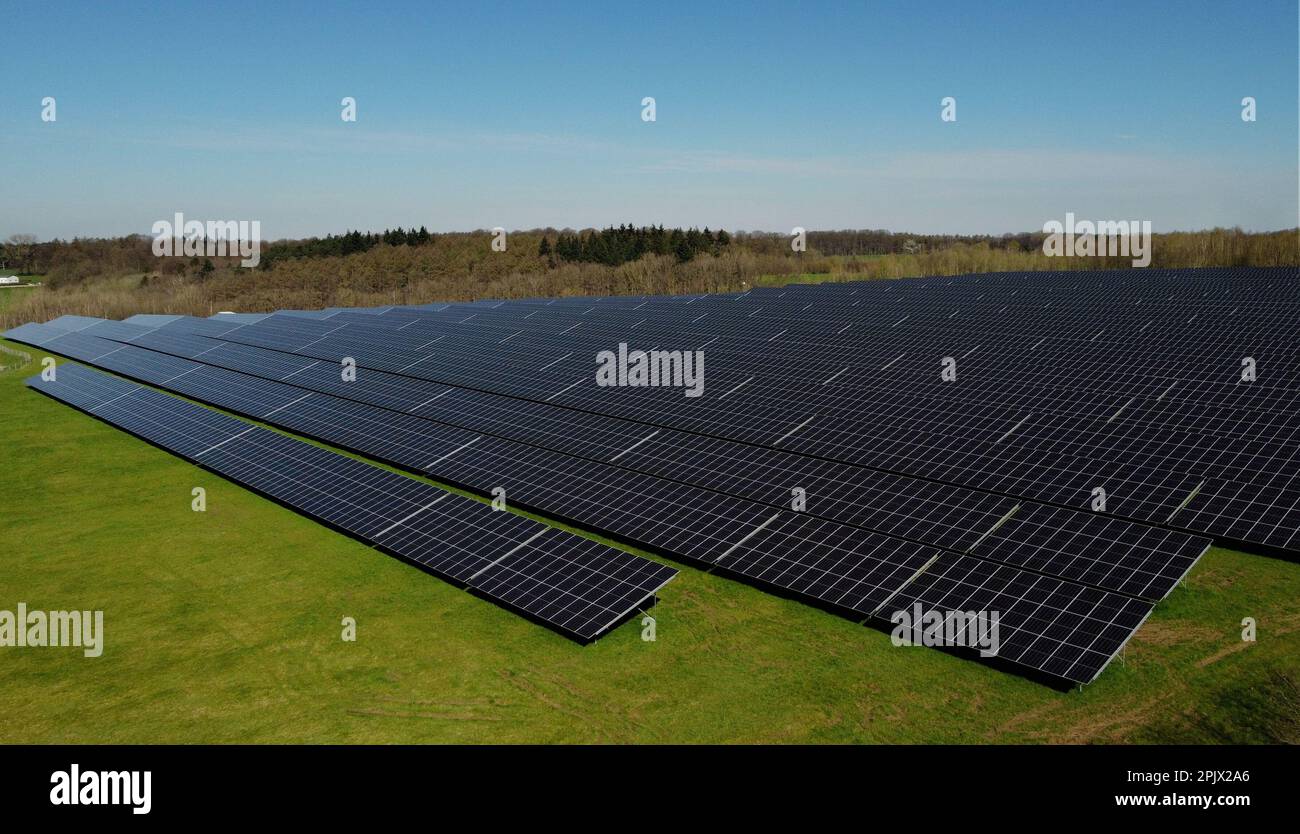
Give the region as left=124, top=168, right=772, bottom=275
left=162, top=297, right=1293, bottom=556
left=8, top=289, right=1222, bottom=684
left=28, top=363, right=678, bottom=641
left=137, top=266, right=1296, bottom=554
left=12, top=317, right=1208, bottom=601
left=532, top=267, right=1299, bottom=551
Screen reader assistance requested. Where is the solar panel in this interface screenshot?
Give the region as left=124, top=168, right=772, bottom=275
left=18, top=332, right=942, bottom=622
left=874, top=551, right=1154, bottom=685
left=29, top=320, right=1209, bottom=602
left=715, top=514, right=936, bottom=614
left=11, top=326, right=1189, bottom=683
left=141, top=267, right=1299, bottom=554
left=470, top=532, right=689, bottom=636
left=15, top=265, right=1294, bottom=683
left=27, top=362, right=676, bottom=641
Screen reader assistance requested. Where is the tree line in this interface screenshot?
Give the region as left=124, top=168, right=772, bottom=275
left=542, top=225, right=731, bottom=266
left=259, top=227, right=435, bottom=268
left=3, top=226, right=1294, bottom=291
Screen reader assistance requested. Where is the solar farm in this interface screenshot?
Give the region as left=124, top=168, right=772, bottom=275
left=3, top=266, right=1299, bottom=742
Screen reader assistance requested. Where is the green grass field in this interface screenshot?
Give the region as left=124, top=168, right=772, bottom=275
left=1, top=339, right=1297, bottom=744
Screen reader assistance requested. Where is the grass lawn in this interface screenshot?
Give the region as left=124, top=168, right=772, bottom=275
left=1, top=338, right=1298, bottom=743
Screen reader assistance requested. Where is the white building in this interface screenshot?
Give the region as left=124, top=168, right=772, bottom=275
left=0, top=276, right=20, bottom=285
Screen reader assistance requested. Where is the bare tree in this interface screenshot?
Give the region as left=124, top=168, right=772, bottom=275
left=4, top=234, right=37, bottom=273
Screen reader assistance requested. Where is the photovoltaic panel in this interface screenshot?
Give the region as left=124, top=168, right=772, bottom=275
left=24, top=319, right=1210, bottom=602
left=139, top=267, right=1300, bottom=555
left=715, top=513, right=937, bottom=615
left=11, top=330, right=1188, bottom=683
left=19, top=333, right=943, bottom=627
left=26, top=363, right=676, bottom=641
left=14, top=264, right=1286, bottom=683
left=874, top=551, right=1154, bottom=684
left=10, top=324, right=1019, bottom=623
left=972, top=503, right=1202, bottom=600
left=470, top=532, right=687, bottom=636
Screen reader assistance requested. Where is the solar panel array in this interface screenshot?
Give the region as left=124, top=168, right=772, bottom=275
left=26, top=362, right=677, bottom=641
left=13, top=321, right=1174, bottom=683
left=20, top=321, right=1207, bottom=597
left=139, top=266, right=1296, bottom=551
left=15, top=265, right=1293, bottom=683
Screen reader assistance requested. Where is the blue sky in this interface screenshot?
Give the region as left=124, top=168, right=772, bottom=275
left=1, top=0, right=1296, bottom=239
